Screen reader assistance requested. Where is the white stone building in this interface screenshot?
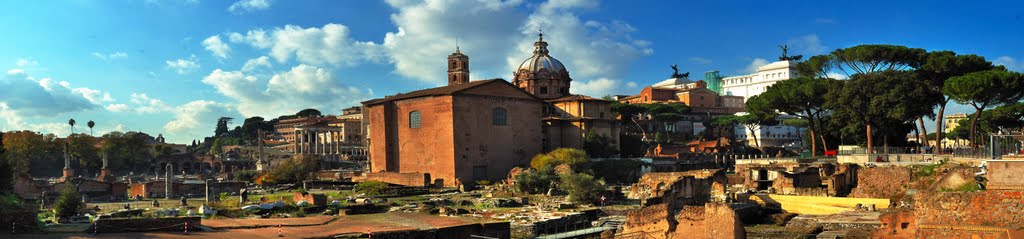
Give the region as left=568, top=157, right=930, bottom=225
left=721, top=60, right=803, bottom=148
left=721, top=60, right=797, bottom=103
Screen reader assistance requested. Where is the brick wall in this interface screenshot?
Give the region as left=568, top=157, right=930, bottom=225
left=915, top=191, right=1024, bottom=228
left=850, top=166, right=911, bottom=199
left=354, top=172, right=429, bottom=187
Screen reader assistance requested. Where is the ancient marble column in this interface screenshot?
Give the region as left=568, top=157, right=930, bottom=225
left=165, top=163, right=174, bottom=199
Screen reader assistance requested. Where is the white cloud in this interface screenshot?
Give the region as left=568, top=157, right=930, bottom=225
left=15, top=59, right=38, bottom=67
left=230, top=24, right=386, bottom=66
left=786, top=34, right=827, bottom=55
left=0, top=69, right=98, bottom=117
left=228, top=29, right=272, bottom=48
left=241, top=56, right=271, bottom=72
left=382, top=0, right=525, bottom=84
left=164, top=100, right=237, bottom=133
left=826, top=71, right=848, bottom=80
left=744, top=58, right=770, bottom=74
left=571, top=78, right=620, bottom=97
left=995, top=56, right=1023, bottom=71
left=202, top=64, right=372, bottom=117
left=228, top=0, right=271, bottom=14
left=166, top=55, right=200, bottom=74
left=105, top=103, right=130, bottom=112
left=626, top=81, right=638, bottom=88
left=689, top=57, right=712, bottom=65
left=202, top=35, right=231, bottom=59
left=71, top=87, right=116, bottom=104
left=130, top=93, right=172, bottom=113
left=92, top=51, right=129, bottom=61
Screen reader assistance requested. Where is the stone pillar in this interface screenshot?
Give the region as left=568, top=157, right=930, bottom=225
left=165, top=164, right=174, bottom=199
left=294, top=130, right=301, bottom=154
left=205, top=179, right=216, bottom=203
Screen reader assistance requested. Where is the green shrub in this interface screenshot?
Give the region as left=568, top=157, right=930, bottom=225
left=232, top=170, right=259, bottom=181
left=530, top=148, right=588, bottom=171
left=474, top=180, right=492, bottom=186
left=515, top=169, right=557, bottom=194
left=354, top=181, right=389, bottom=196
left=54, top=184, right=83, bottom=219
left=0, top=193, right=23, bottom=209
left=559, top=172, right=605, bottom=204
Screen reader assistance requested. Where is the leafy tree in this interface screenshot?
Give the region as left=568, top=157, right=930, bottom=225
left=828, top=71, right=934, bottom=153
left=209, top=138, right=223, bottom=156
left=558, top=172, right=605, bottom=204
left=530, top=148, right=588, bottom=172
left=706, top=115, right=739, bottom=140
left=99, top=131, right=153, bottom=173
left=354, top=181, right=389, bottom=196
left=643, top=103, right=689, bottom=135
left=829, top=45, right=926, bottom=76
left=3, top=131, right=62, bottom=177
left=944, top=69, right=1024, bottom=146
left=582, top=131, right=617, bottom=158
left=782, top=118, right=809, bottom=148
left=736, top=113, right=779, bottom=148
left=66, top=134, right=100, bottom=174
left=618, top=134, right=647, bottom=158
left=984, top=103, right=1024, bottom=132
left=87, top=120, right=95, bottom=136
left=515, top=169, right=557, bottom=194
left=743, top=77, right=830, bottom=156
left=215, top=117, right=233, bottom=137
left=232, top=170, right=259, bottom=181
left=917, top=52, right=996, bottom=153
left=54, top=184, right=83, bottom=220
left=240, top=116, right=274, bottom=145
left=611, top=102, right=649, bottom=140
left=0, top=131, right=11, bottom=193
left=295, top=108, right=322, bottom=118
left=262, top=155, right=317, bottom=184
left=68, top=118, right=76, bottom=135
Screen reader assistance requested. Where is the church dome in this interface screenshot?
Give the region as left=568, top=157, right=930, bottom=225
left=516, top=32, right=567, bottom=75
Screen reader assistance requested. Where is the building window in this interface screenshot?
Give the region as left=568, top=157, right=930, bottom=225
left=409, top=111, right=421, bottom=128
left=492, top=108, right=507, bottom=126
left=540, top=87, right=548, bottom=94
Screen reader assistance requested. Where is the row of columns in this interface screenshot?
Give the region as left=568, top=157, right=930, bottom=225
left=294, top=129, right=367, bottom=159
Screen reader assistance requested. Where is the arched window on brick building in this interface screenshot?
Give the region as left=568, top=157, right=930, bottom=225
left=409, top=111, right=421, bottom=128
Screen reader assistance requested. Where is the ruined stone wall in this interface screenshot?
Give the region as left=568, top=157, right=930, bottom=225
left=12, top=174, right=42, bottom=200
left=619, top=203, right=744, bottom=239
left=873, top=210, right=916, bottom=239
left=0, top=210, right=39, bottom=234
left=849, top=166, right=911, bottom=199
left=355, top=172, right=429, bottom=187
left=915, top=191, right=1024, bottom=228
left=987, top=160, right=1024, bottom=190
left=620, top=203, right=674, bottom=239
left=627, top=169, right=726, bottom=207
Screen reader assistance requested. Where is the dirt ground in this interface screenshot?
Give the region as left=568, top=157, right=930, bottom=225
left=12, top=213, right=489, bottom=239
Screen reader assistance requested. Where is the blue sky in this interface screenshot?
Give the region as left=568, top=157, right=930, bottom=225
left=1, top=0, right=1022, bottom=143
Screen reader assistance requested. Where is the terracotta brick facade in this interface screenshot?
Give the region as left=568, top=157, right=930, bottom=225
left=364, top=80, right=543, bottom=188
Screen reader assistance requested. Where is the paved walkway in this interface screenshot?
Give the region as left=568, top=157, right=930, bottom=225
left=12, top=213, right=488, bottom=239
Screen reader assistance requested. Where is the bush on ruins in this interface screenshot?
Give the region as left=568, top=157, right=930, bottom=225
left=530, top=148, right=588, bottom=172
left=260, top=155, right=317, bottom=185
left=515, top=168, right=557, bottom=194
left=354, top=181, right=389, bottom=196
left=54, top=184, right=83, bottom=220
left=559, top=172, right=605, bottom=204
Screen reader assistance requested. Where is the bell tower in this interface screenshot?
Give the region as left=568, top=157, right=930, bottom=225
left=447, top=46, right=470, bottom=86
